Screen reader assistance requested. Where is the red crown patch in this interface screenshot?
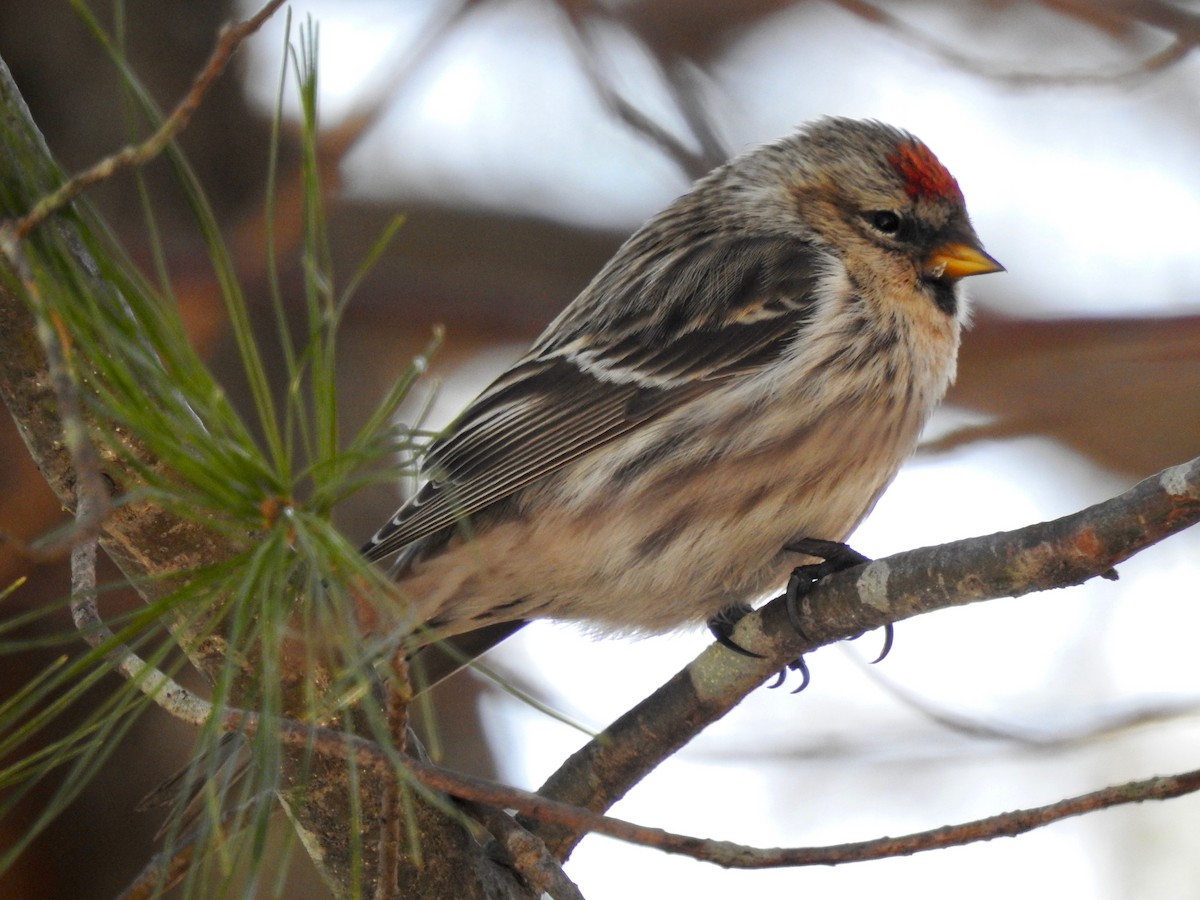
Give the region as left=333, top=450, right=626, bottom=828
left=888, top=141, right=963, bottom=202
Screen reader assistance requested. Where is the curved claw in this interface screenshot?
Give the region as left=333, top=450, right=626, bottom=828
left=714, top=630, right=765, bottom=659
left=766, top=657, right=811, bottom=692
left=785, top=570, right=811, bottom=640
left=779, top=539, right=878, bottom=693
left=789, top=656, right=811, bottom=694
left=784, top=539, right=870, bottom=639
left=870, top=623, right=895, bottom=664
left=708, top=604, right=765, bottom=659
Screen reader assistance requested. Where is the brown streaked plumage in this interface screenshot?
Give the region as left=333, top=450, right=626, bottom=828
left=362, top=117, right=1003, bottom=687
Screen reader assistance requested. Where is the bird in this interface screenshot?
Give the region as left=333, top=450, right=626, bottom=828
left=360, top=117, right=1003, bottom=690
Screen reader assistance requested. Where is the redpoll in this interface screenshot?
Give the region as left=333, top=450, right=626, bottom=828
left=362, top=117, right=1003, bottom=687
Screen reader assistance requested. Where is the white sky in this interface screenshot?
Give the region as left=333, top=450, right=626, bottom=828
left=241, top=3, right=1200, bottom=897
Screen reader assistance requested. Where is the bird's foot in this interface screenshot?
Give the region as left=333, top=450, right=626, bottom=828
left=707, top=603, right=764, bottom=658
left=773, top=538, right=888, bottom=692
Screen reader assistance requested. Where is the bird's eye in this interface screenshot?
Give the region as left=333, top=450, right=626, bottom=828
left=870, top=210, right=902, bottom=235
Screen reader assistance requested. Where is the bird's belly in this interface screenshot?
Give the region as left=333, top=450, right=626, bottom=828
left=551, top=403, right=921, bottom=632
left=397, top=389, right=925, bottom=637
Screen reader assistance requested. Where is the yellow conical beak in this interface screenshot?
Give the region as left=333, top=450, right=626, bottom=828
left=924, top=242, right=1005, bottom=281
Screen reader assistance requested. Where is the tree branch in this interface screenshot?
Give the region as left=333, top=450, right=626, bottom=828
left=560, top=1, right=725, bottom=179
left=186, top=690, right=1200, bottom=873
left=526, top=456, right=1200, bottom=856
left=13, top=0, right=288, bottom=238
left=831, top=0, right=1195, bottom=86
left=134, top=455, right=1198, bottom=873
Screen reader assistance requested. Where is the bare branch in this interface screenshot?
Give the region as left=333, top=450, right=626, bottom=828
left=13, top=0, right=288, bottom=238
left=559, top=1, right=724, bottom=179
left=445, top=758, right=1200, bottom=869
left=116, top=837, right=198, bottom=900
left=845, top=652, right=1200, bottom=751
left=527, top=456, right=1200, bottom=856
left=831, top=0, right=1194, bottom=86
left=217, top=702, right=1200, bottom=872
left=693, top=767, right=1200, bottom=868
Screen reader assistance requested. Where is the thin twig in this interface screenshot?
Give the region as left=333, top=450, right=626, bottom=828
left=559, top=2, right=718, bottom=179
left=115, top=836, right=198, bottom=900
left=244, top=711, right=1200, bottom=871
left=658, top=55, right=728, bottom=169
left=13, top=0, right=288, bottom=238
left=845, top=649, right=1200, bottom=750
left=421, top=757, right=1200, bottom=869
left=709, top=768, right=1200, bottom=868
left=830, top=0, right=1194, bottom=87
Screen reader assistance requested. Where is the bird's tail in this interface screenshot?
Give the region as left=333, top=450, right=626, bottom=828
left=406, top=619, right=529, bottom=692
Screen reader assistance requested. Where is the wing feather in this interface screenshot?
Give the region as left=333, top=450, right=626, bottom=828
left=362, top=234, right=827, bottom=561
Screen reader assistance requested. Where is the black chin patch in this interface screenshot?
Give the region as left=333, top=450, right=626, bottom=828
left=925, top=279, right=957, bottom=316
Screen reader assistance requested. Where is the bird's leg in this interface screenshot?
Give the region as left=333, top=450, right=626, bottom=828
left=711, top=540, right=888, bottom=694
left=783, top=539, right=872, bottom=634
left=776, top=538, right=888, bottom=692
left=707, top=603, right=764, bottom=658
left=709, top=601, right=811, bottom=692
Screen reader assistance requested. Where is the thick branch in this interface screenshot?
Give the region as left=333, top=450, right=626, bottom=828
left=527, top=456, right=1200, bottom=856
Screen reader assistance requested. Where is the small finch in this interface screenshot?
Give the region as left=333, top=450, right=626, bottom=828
left=362, top=117, right=1002, bottom=688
